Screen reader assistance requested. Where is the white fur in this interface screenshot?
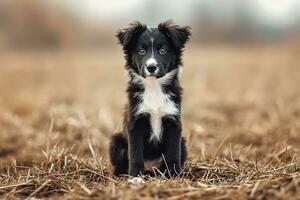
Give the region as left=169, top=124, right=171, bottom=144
left=146, top=58, right=158, bottom=66
left=132, top=70, right=179, bottom=142
left=145, top=38, right=158, bottom=75
left=128, top=177, right=145, bottom=185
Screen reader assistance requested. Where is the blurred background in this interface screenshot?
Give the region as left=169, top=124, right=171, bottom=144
left=0, top=0, right=300, bottom=168
left=0, top=0, right=300, bottom=48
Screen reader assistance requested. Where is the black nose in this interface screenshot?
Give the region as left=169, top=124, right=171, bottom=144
left=146, top=65, right=157, bottom=73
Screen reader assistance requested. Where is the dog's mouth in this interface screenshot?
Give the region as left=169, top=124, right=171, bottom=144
left=144, top=71, right=160, bottom=78
left=145, top=75, right=158, bottom=80
left=144, top=72, right=165, bottom=79
left=144, top=72, right=168, bottom=79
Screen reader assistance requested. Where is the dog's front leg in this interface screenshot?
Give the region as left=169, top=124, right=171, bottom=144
left=128, top=116, right=149, bottom=177
left=160, top=117, right=182, bottom=176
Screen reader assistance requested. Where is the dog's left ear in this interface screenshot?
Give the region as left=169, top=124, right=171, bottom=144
left=158, top=20, right=191, bottom=52
left=116, top=21, right=147, bottom=50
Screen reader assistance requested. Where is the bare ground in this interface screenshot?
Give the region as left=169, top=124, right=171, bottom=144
left=0, top=45, right=299, bottom=199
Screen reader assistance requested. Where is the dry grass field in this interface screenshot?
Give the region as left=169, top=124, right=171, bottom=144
left=0, top=44, right=299, bottom=199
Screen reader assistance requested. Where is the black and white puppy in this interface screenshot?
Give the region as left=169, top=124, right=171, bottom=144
left=109, top=20, right=191, bottom=177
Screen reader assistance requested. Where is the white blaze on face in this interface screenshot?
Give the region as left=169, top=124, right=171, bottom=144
left=145, top=38, right=158, bottom=75
left=146, top=58, right=157, bottom=66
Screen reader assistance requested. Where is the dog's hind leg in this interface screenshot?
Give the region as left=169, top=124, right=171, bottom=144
left=181, top=137, right=188, bottom=166
left=109, top=133, right=129, bottom=176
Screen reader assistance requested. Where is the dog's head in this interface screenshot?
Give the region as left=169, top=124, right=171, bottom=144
left=117, top=20, right=191, bottom=79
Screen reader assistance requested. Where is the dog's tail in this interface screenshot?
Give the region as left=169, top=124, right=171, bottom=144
left=109, top=133, right=129, bottom=176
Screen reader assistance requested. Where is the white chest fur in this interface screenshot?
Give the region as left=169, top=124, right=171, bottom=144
left=136, top=78, right=179, bottom=142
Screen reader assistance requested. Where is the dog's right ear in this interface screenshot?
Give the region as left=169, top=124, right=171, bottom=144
left=116, top=21, right=147, bottom=50
left=158, top=20, right=191, bottom=52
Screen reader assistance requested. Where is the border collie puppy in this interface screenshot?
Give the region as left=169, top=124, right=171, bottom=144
left=109, top=20, right=191, bottom=177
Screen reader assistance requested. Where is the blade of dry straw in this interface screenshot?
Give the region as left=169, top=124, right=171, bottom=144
left=26, top=179, right=52, bottom=199
left=213, top=133, right=229, bottom=158
left=0, top=180, right=32, bottom=190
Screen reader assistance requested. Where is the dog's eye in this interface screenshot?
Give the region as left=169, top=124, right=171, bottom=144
left=159, top=47, right=168, bottom=55
left=138, top=48, right=146, bottom=55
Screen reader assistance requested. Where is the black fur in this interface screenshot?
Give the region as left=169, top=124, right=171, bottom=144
left=109, top=20, right=191, bottom=177
left=109, top=133, right=128, bottom=175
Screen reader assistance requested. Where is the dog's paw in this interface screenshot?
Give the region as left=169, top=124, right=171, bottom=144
left=127, top=177, right=145, bottom=186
